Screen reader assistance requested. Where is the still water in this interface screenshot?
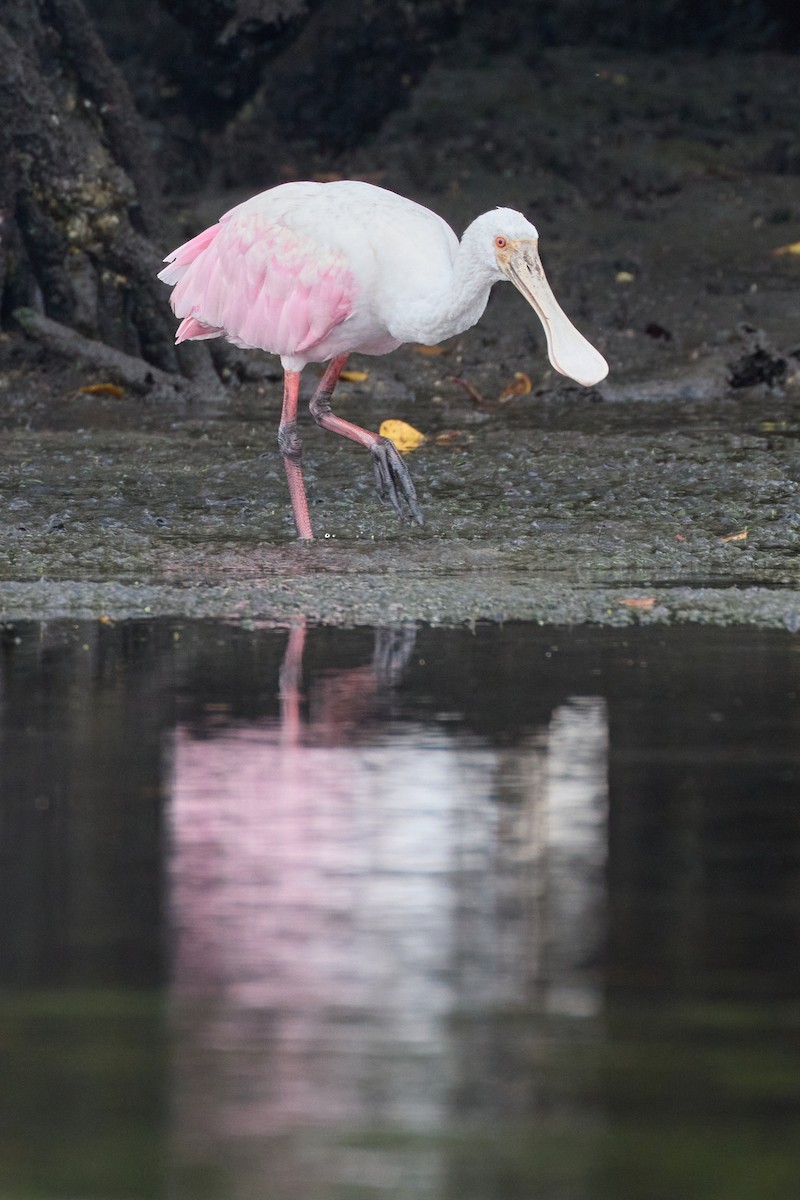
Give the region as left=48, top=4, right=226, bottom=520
left=0, top=619, right=798, bottom=1199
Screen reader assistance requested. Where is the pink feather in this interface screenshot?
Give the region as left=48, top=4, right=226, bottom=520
left=159, top=204, right=356, bottom=359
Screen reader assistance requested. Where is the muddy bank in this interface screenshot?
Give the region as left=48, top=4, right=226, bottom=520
left=0, top=577, right=798, bottom=629
left=0, top=366, right=798, bottom=626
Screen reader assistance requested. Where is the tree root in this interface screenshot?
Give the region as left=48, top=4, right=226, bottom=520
left=13, top=307, right=221, bottom=404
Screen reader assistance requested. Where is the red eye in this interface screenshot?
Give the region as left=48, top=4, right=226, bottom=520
left=495, top=236, right=507, bottom=249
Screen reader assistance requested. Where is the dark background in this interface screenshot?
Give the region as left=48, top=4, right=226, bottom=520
left=1, top=0, right=799, bottom=380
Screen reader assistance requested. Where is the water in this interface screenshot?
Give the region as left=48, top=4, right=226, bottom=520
left=1, top=619, right=798, bottom=1199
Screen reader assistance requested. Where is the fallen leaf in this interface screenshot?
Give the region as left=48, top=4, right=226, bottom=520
left=720, top=527, right=748, bottom=542
left=413, top=344, right=446, bottom=357
left=616, top=270, right=635, bottom=284
left=497, top=371, right=532, bottom=400
left=772, top=241, right=800, bottom=256
left=80, top=382, right=125, bottom=398
left=340, top=369, right=369, bottom=383
left=379, top=419, right=426, bottom=453
left=98, top=614, right=115, bottom=624
left=433, top=429, right=472, bottom=447
left=619, top=597, right=657, bottom=610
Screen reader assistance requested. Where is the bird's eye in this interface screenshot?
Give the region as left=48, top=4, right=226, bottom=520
left=495, top=236, right=507, bottom=249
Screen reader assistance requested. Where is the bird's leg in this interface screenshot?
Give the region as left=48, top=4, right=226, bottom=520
left=309, top=354, right=424, bottom=526
left=278, top=617, right=306, bottom=744
left=278, top=370, right=314, bottom=540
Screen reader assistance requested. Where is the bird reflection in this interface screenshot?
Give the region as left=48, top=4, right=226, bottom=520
left=278, top=619, right=417, bottom=746
left=168, top=622, right=608, bottom=1197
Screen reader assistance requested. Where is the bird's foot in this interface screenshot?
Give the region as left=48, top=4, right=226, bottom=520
left=370, top=436, right=424, bottom=526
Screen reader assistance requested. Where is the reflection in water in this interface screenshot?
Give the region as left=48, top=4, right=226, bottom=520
left=169, top=624, right=607, bottom=1193
left=1, top=620, right=798, bottom=1199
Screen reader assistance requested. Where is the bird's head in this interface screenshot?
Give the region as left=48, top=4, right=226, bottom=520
left=468, top=208, right=608, bottom=387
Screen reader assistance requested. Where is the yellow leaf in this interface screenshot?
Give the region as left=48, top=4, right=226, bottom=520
left=720, top=528, right=748, bottom=543
left=772, top=241, right=800, bottom=257
left=80, top=382, right=125, bottom=397
left=379, top=419, right=426, bottom=453
left=497, top=371, right=532, bottom=400
left=340, top=369, right=369, bottom=382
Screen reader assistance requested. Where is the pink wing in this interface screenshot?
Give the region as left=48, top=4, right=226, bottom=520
left=158, top=207, right=356, bottom=357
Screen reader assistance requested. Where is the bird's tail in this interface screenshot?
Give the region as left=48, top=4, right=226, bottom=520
left=157, top=224, right=219, bottom=286
left=158, top=223, right=225, bottom=343
left=174, top=315, right=222, bottom=344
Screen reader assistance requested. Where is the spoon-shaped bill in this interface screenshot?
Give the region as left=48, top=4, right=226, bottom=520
left=507, top=247, right=608, bottom=387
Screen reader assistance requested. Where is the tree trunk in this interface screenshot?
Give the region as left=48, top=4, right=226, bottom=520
left=0, top=0, right=189, bottom=373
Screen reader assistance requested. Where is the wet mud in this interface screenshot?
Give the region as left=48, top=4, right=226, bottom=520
left=1, top=45, right=799, bottom=627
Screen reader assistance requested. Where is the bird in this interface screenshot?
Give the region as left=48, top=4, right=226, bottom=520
left=158, top=180, right=608, bottom=540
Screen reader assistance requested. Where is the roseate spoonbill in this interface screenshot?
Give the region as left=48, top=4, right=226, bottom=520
left=159, top=180, right=608, bottom=540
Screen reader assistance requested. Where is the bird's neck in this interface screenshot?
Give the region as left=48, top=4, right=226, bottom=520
left=388, top=240, right=497, bottom=346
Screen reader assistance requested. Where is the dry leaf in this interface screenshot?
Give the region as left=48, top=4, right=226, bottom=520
left=772, top=241, right=800, bottom=257
left=340, top=369, right=369, bottom=383
left=433, top=429, right=472, bottom=447
left=497, top=371, right=533, bottom=400
left=379, top=419, right=426, bottom=453
left=80, top=382, right=125, bottom=398
left=413, top=344, right=446, bottom=357
left=619, top=597, right=657, bottom=610
left=720, top=528, right=748, bottom=542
